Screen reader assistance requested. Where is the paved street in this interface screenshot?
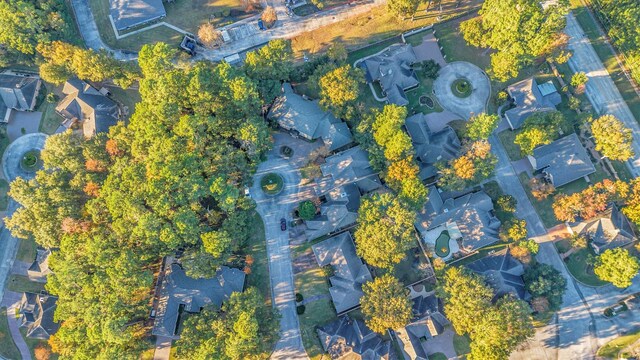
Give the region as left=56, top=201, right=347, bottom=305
left=565, top=12, right=640, bottom=177
left=433, top=61, right=491, bottom=120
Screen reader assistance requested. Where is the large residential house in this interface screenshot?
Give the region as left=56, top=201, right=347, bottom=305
left=570, top=204, right=636, bottom=254
left=405, top=113, right=461, bottom=180
left=505, top=78, right=561, bottom=130
left=19, top=292, right=59, bottom=340
left=269, top=83, right=353, bottom=152
left=416, top=188, right=501, bottom=256
left=528, top=133, right=596, bottom=187
left=109, top=0, right=166, bottom=32
left=312, top=232, right=372, bottom=314
left=152, top=263, right=245, bottom=339
left=317, top=315, right=390, bottom=359
left=315, top=146, right=382, bottom=195
left=27, top=248, right=51, bottom=283
left=395, top=294, right=450, bottom=360
left=466, top=248, right=530, bottom=302
left=56, top=79, right=120, bottom=138
left=0, top=72, right=42, bottom=123
left=361, top=44, right=419, bottom=106
left=305, top=184, right=361, bottom=240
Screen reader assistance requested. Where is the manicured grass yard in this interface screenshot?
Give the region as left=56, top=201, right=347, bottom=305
left=555, top=240, right=607, bottom=287
left=242, top=211, right=271, bottom=302
left=452, top=242, right=509, bottom=267
left=597, top=328, right=640, bottom=359
left=16, top=238, right=37, bottom=263
left=0, top=179, right=8, bottom=212
left=108, top=87, right=142, bottom=120
left=435, top=231, right=450, bottom=258
left=294, top=267, right=336, bottom=360
left=453, top=333, right=471, bottom=357
left=37, top=83, right=64, bottom=135
left=0, top=307, right=20, bottom=360
left=429, top=353, right=448, bottom=360
left=260, top=173, right=284, bottom=195
left=391, top=246, right=434, bottom=286
left=6, top=275, right=46, bottom=294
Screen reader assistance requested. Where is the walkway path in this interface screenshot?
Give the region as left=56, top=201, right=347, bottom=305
left=152, top=336, right=172, bottom=360
left=565, top=12, right=640, bottom=177
left=2, top=290, right=32, bottom=360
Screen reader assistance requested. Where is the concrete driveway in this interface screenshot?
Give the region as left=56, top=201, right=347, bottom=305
left=7, top=111, right=42, bottom=142
left=433, top=61, right=491, bottom=120
left=2, top=133, right=47, bottom=182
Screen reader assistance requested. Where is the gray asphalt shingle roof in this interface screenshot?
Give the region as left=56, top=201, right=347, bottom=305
left=395, top=294, right=450, bottom=360
left=317, top=315, right=390, bottom=359
left=505, top=78, right=561, bottom=129
left=305, top=184, right=361, bottom=240
left=20, top=293, right=59, bottom=340
left=56, top=79, right=119, bottom=137
left=572, top=204, right=637, bottom=254
left=405, top=113, right=461, bottom=180
left=529, top=133, right=596, bottom=187
left=466, top=248, right=530, bottom=301
left=109, top=0, right=166, bottom=31
left=316, top=146, right=382, bottom=195
left=0, top=73, right=40, bottom=121
left=361, top=44, right=419, bottom=106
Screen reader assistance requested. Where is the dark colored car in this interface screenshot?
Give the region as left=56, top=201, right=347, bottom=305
left=258, top=19, right=266, bottom=31
left=280, top=218, right=287, bottom=231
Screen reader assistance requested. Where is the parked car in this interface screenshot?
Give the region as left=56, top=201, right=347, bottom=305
left=258, top=19, right=266, bottom=31
left=280, top=218, right=287, bottom=231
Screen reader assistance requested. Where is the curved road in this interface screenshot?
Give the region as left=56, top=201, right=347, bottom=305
left=251, top=155, right=308, bottom=360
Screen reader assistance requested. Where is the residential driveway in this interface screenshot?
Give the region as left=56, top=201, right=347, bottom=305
left=2, top=290, right=32, bottom=360
left=2, top=133, right=47, bottom=182
left=433, top=61, right=491, bottom=120
left=7, top=111, right=42, bottom=142
left=565, top=12, right=640, bottom=177
left=412, top=32, right=446, bottom=68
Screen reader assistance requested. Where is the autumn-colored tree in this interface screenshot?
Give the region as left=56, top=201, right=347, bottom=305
left=438, top=140, right=497, bottom=191
left=261, top=6, right=277, bottom=28
left=319, top=65, right=363, bottom=116
left=360, top=275, right=412, bottom=333
left=570, top=72, right=588, bottom=93
left=500, top=219, right=528, bottom=242
left=198, top=23, right=222, bottom=48
left=553, top=179, right=619, bottom=222
left=529, top=177, right=555, bottom=200
left=590, top=114, right=634, bottom=161
left=594, top=248, right=639, bottom=288
left=623, top=178, right=640, bottom=225
left=466, top=113, right=500, bottom=140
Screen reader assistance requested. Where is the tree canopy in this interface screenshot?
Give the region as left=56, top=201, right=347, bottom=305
left=386, top=0, right=421, bottom=19
left=594, top=248, right=639, bottom=288
left=360, top=275, right=412, bottom=334
left=466, top=113, right=500, bottom=140
left=319, top=65, right=363, bottom=116
left=523, top=263, right=567, bottom=311
left=590, top=114, right=634, bottom=161
left=460, top=0, right=569, bottom=81
left=514, top=111, right=564, bottom=155
left=438, top=140, right=497, bottom=191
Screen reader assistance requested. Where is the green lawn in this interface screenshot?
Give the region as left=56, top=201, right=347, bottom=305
left=0, top=178, right=8, bottom=211
left=0, top=307, right=20, bottom=360
left=406, top=74, right=444, bottom=115
left=108, top=87, right=142, bottom=120
left=391, top=246, right=434, bottom=286
left=243, top=211, right=271, bottom=303
left=569, top=0, right=640, bottom=121
left=429, top=353, right=448, bottom=360
left=37, top=83, right=64, bottom=135
left=453, top=333, right=471, bottom=357
left=556, top=243, right=608, bottom=287
left=497, top=129, right=523, bottom=161
left=294, top=267, right=336, bottom=360
left=6, top=275, right=46, bottom=293
left=16, top=238, right=37, bottom=263
left=0, top=125, right=10, bottom=159
left=597, top=329, right=640, bottom=359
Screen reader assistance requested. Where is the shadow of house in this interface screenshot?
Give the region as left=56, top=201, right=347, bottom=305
left=394, top=293, right=450, bottom=360
left=570, top=204, right=636, bottom=254
left=466, top=248, right=530, bottom=302
left=152, top=263, right=245, bottom=339
left=315, top=146, right=382, bottom=196
left=19, top=292, right=59, bottom=340
left=312, top=232, right=372, bottom=314
left=405, top=113, right=461, bottom=181
left=527, top=133, right=595, bottom=187
left=109, top=0, right=167, bottom=32
left=27, top=248, right=51, bottom=283
left=56, top=79, right=120, bottom=138
left=305, top=183, right=361, bottom=241
left=0, top=71, right=42, bottom=123
left=360, top=44, right=419, bottom=106
left=505, top=78, right=561, bottom=130
left=317, top=315, right=390, bottom=359
left=416, top=188, right=501, bottom=255
left=269, top=83, right=353, bottom=152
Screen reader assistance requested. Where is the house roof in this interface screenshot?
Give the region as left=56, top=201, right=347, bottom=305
left=316, top=146, right=382, bottom=195
left=56, top=79, right=119, bottom=137
left=20, top=293, right=59, bottom=340
left=505, top=78, right=561, bottom=129
left=361, top=44, right=419, bottom=106
left=530, top=133, right=596, bottom=187
left=269, top=83, right=353, bottom=151
left=28, top=248, right=51, bottom=280
left=0, top=73, right=40, bottom=120
left=317, top=315, right=390, bottom=359
left=466, top=248, right=529, bottom=301
left=573, top=204, right=636, bottom=254
left=109, top=0, right=166, bottom=31
left=405, top=113, right=461, bottom=180
left=395, top=294, right=450, bottom=360
left=305, top=184, right=361, bottom=240
left=312, top=232, right=372, bottom=314
left=152, top=264, right=245, bottom=339
left=416, top=191, right=502, bottom=253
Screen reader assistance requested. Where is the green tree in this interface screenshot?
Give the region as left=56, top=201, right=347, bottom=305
left=244, top=39, right=293, bottom=102
left=523, top=263, right=567, bottom=310
left=591, top=114, right=634, bottom=161
left=319, top=65, right=363, bottom=115
left=386, top=0, right=421, bottom=19
left=372, top=105, right=413, bottom=162
left=514, top=111, right=564, bottom=155
left=440, top=267, right=493, bottom=334
left=594, top=248, right=639, bottom=288
left=354, top=193, right=417, bottom=269
left=570, top=71, right=588, bottom=90
left=466, top=113, right=500, bottom=140
left=327, top=42, right=348, bottom=64
left=500, top=219, right=528, bottom=242
left=298, top=200, right=317, bottom=220
left=360, top=275, right=412, bottom=334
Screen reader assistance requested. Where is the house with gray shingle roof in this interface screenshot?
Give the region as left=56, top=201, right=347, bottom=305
left=316, top=146, right=382, bottom=195
left=505, top=78, right=561, bottom=130
left=528, top=133, right=596, bottom=187
left=317, top=315, right=390, bottom=359
left=361, top=44, right=419, bottom=106
left=269, top=83, right=353, bottom=151
left=109, top=0, right=166, bottom=32
left=152, top=263, right=245, bottom=339
left=570, top=204, right=636, bottom=254
left=312, top=232, right=372, bottom=314
left=56, top=79, right=121, bottom=138
left=305, top=184, right=361, bottom=241
left=395, top=293, right=450, bottom=360
left=405, top=113, right=461, bottom=180
left=19, top=292, right=59, bottom=340
left=466, top=248, right=530, bottom=302
left=416, top=189, right=501, bottom=255
left=0, top=72, right=42, bottom=123
left=27, top=248, right=51, bottom=283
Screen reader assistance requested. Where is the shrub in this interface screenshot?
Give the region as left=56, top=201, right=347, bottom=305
left=421, top=60, right=441, bottom=79
left=296, top=305, right=306, bottom=314
left=497, top=195, right=517, bottom=213
left=295, top=293, right=303, bottom=302
left=298, top=200, right=317, bottom=220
